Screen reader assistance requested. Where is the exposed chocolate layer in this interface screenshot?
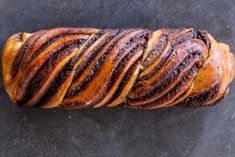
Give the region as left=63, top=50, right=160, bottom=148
left=142, top=65, right=198, bottom=108
left=107, top=59, right=140, bottom=105
left=67, top=30, right=123, bottom=97
left=184, top=84, right=220, bottom=107
left=72, top=30, right=112, bottom=81
left=12, top=30, right=46, bottom=77
left=35, top=57, right=77, bottom=107
left=68, top=33, right=147, bottom=108
left=129, top=49, right=203, bottom=104
left=16, top=39, right=84, bottom=107
left=195, top=30, right=210, bottom=49
left=142, top=34, right=167, bottom=67
left=67, top=30, right=148, bottom=98
left=139, top=29, right=196, bottom=81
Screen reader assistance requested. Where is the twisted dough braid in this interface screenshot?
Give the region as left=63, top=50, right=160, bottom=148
left=2, top=28, right=235, bottom=109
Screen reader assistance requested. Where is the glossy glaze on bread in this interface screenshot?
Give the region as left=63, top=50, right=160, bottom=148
left=2, top=28, right=235, bottom=109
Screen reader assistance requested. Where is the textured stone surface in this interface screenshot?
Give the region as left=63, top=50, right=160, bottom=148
left=0, top=0, right=235, bottom=156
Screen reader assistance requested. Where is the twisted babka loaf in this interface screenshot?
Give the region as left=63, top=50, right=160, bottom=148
left=2, top=28, right=235, bottom=109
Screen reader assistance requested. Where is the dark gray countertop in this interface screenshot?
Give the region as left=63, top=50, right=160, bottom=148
left=0, top=0, right=235, bottom=156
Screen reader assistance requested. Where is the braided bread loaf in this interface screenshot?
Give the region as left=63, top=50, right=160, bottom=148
left=2, top=28, right=235, bottom=109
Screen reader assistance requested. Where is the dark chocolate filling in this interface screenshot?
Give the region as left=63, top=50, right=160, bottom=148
left=113, top=30, right=149, bottom=61
left=142, top=34, right=168, bottom=67
left=138, top=30, right=196, bottom=81
left=68, top=30, right=148, bottom=97
left=195, top=30, right=210, bottom=49
left=139, top=45, right=174, bottom=81
left=131, top=49, right=203, bottom=100
left=66, top=29, right=123, bottom=97
left=66, top=43, right=146, bottom=109
left=171, top=30, right=195, bottom=46
left=87, top=44, right=146, bottom=107
left=16, top=39, right=84, bottom=107
left=106, top=59, right=140, bottom=105
left=29, top=28, right=98, bottom=60
left=184, top=84, right=220, bottom=107
left=72, top=30, right=116, bottom=81
left=12, top=30, right=46, bottom=77
left=35, top=57, right=77, bottom=107
left=29, top=32, right=86, bottom=64
left=142, top=65, right=198, bottom=108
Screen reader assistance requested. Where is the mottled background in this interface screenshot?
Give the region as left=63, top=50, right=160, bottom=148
left=0, top=0, right=235, bottom=156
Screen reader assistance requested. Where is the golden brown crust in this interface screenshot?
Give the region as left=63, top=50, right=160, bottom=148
left=2, top=27, right=235, bottom=109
